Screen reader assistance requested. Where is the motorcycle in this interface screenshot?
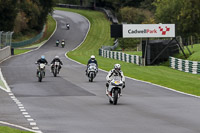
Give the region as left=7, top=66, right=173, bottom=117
left=66, top=24, right=70, bottom=30
left=106, top=77, right=124, bottom=105
left=56, top=40, right=59, bottom=47
left=36, top=63, right=46, bottom=82
left=61, top=41, right=65, bottom=48
left=87, top=63, right=98, bottom=82
left=51, top=61, right=60, bottom=77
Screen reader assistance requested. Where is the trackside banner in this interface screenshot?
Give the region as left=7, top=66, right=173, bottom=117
left=123, top=24, right=175, bottom=38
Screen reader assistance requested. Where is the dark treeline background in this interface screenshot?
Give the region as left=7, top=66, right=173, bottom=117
left=1, top=0, right=200, bottom=48
left=0, top=0, right=55, bottom=37
left=57, top=0, right=200, bottom=49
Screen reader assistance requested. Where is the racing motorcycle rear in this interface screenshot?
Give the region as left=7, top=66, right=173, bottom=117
left=52, top=61, right=60, bottom=77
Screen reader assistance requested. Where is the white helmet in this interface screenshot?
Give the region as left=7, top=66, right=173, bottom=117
left=91, top=55, right=95, bottom=60
left=114, top=64, right=121, bottom=72
left=55, top=56, right=59, bottom=59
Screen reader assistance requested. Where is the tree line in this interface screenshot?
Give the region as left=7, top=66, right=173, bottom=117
left=0, top=0, right=55, bottom=34
left=1, top=0, right=199, bottom=47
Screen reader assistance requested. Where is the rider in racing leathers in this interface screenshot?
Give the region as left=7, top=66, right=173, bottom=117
left=106, top=64, right=125, bottom=95
left=36, top=55, right=48, bottom=76
left=50, top=56, right=63, bottom=73
left=86, top=55, right=98, bottom=75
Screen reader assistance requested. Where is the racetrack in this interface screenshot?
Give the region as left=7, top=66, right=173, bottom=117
left=1, top=10, right=200, bottom=133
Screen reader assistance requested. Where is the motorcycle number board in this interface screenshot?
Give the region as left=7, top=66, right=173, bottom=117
left=123, top=24, right=175, bottom=38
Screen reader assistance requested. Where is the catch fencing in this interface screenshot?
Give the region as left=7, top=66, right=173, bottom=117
left=169, top=56, right=200, bottom=74
left=0, top=31, right=14, bottom=49
left=11, top=26, right=45, bottom=48
left=99, top=48, right=142, bottom=65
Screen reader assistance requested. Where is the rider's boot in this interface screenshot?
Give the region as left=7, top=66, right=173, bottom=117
left=106, top=88, right=108, bottom=95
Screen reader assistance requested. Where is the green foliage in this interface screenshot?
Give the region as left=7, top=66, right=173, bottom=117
left=0, top=0, right=55, bottom=34
left=0, top=0, right=18, bottom=31
left=118, top=38, right=139, bottom=50
left=37, top=0, right=55, bottom=30
left=119, top=7, right=154, bottom=24
left=19, top=0, right=40, bottom=29
left=154, top=0, right=200, bottom=37
left=56, top=0, right=80, bottom=5
left=140, top=0, right=156, bottom=12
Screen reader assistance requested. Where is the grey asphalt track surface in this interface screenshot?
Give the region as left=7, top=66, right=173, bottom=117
left=1, top=10, right=200, bottom=133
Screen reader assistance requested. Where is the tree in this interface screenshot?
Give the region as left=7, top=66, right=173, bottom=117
left=35, top=0, right=55, bottom=30
left=119, top=7, right=154, bottom=24
left=154, top=0, right=200, bottom=37
left=0, top=0, right=18, bottom=31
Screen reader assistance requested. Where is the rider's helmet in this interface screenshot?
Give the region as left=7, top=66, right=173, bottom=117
left=114, top=64, right=121, bottom=72
left=62, top=39, right=64, bottom=42
left=41, top=55, right=45, bottom=59
left=55, top=55, right=59, bottom=59
left=91, top=55, right=95, bottom=61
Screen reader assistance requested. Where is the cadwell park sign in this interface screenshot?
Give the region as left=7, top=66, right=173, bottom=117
left=123, top=24, right=175, bottom=38
left=111, top=24, right=175, bottom=38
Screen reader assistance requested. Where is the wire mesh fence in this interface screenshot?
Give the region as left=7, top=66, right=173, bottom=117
left=0, top=31, right=14, bottom=49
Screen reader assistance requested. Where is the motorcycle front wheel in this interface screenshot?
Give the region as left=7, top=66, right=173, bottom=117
left=113, top=89, right=118, bottom=105
left=38, top=72, right=42, bottom=82
left=53, top=68, right=57, bottom=77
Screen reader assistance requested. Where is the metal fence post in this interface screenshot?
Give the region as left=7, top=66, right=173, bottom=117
left=10, top=32, right=14, bottom=47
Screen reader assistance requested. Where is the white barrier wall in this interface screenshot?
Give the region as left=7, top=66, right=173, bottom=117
left=99, top=48, right=142, bottom=65
left=0, top=46, right=11, bottom=62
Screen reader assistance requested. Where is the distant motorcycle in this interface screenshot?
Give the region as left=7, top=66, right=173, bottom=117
left=66, top=23, right=70, bottom=30
left=106, top=77, right=124, bottom=105
left=56, top=40, right=59, bottom=47
left=36, top=63, right=46, bottom=82
left=51, top=61, right=60, bottom=77
left=87, top=63, right=98, bottom=82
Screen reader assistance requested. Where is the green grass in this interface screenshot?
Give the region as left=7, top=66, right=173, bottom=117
left=0, top=126, right=33, bottom=133
left=0, top=79, right=6, bottom=89
left=56, top=7, right=200, bottom=96
left=122, top=51, right=142, bottom=56
left=14, top=49, right=30, bottom=55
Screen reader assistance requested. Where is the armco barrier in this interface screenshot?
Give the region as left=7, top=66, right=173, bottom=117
left=0, top=46, right=11, bottom=62
left=169, top=56, right=200, bottom=74
left=99, top=49, right=142, bottom=65
left=11, top=26, right=45, bottom=48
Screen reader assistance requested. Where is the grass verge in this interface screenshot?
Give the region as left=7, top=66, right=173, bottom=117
left=0, top=126, right=33, bottom=133
left=58, top=7, right=200, bottom=96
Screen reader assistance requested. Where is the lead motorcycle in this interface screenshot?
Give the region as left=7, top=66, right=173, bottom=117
left=87, top=63, right=98, bottom=82
left=36, top=63, right=46, bottom=82
left=106, top=77, right=124, bottom=105
left=51, top=61, right=60, bottom=77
